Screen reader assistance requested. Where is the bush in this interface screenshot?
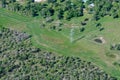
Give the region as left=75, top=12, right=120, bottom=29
left=80, top=27, right=85, bottom=32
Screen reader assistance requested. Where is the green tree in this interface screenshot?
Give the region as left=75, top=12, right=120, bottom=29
left=64, top=11, right=73, bottom=20
left=1, top=0, right=6, bottom=8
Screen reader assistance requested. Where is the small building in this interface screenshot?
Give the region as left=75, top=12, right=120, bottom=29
left=34, top=0, right=46, bottom=2
left=89, top=3, right=95, bottom=8
left=83, top=0, right=88, bottom=2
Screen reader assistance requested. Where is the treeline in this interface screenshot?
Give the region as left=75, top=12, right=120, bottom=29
left=0, top=27, right=117, bottom=80
left=1, top=0, right=120, bottom=21
left=86, top=0, right=120, bottom=20
left=1, top=0, right=84, bottom=20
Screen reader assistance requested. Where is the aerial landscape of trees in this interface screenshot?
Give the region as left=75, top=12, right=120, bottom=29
left=1, top=0, right=120, bottom=20
left=1, top=0, right=120, bottom=80
left=0, top=26, right=117, bottom=80
left=1, top=0, right=84, bottom=19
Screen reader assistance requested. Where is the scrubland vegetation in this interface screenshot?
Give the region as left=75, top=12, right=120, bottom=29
left=0, top=27, right=117, bottom=80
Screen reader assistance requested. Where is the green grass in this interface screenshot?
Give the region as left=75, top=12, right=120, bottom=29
left=0, top=8, right=120, bottom=79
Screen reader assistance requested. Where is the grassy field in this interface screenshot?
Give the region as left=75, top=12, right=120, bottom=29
left=0, top=8, right=120, bottom=79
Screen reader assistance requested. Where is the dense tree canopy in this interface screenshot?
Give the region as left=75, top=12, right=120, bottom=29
left=1, top=0, right=120, bottom=20
left=86, top=0, right=120, bottom=20
left=0, top=27, right=117, bottom=80
left=0, top=0, right=84, bottom=19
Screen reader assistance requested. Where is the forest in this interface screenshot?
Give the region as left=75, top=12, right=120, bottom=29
left=1, top=0, right=120, bottom=20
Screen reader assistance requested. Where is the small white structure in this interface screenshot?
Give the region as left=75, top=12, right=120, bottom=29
left=83, top=0, right=88, bottom=2
left=34, top=0, right=46, bottom=2
left=89, top=3, right=95, bottom=8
